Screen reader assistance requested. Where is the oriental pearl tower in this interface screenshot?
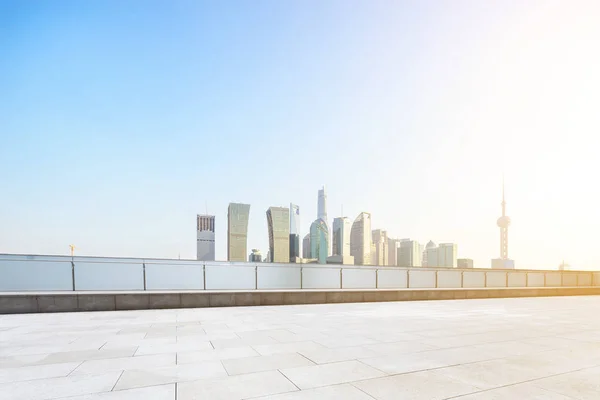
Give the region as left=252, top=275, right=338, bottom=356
left=492, top=179, right=515, bottom=269
left=497, top=180, right=510, bottom=259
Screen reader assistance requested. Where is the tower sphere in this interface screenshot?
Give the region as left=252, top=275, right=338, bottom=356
left=497, top=215, right=511, bottom=228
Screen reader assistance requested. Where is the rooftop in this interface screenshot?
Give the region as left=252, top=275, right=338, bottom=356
left=1, top=296, right=599, bottom=399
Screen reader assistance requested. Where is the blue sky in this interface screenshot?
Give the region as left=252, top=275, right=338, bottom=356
left=1, top=1, right=599, bottom=269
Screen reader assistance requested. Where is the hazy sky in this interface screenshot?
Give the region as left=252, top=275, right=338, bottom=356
left=1, top=1, right=599, bottom=270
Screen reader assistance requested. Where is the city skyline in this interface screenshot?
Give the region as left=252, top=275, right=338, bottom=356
left=2, top=2, right=599, bottom=270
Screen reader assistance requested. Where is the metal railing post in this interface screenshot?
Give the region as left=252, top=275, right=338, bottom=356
left=460, top=271, right=464, bottom=288
left=543, top=272, right=547, bottom=287
left=300, top=267, right=303, bottom=289
left=203, top=264, right=206, bottom=290
left=525, top=272, right=528, bottom=287
left=376, top=269, right=379, bottom=289
left=143, top=263, right=147, bottom=290
left=340, top=268, right=343, bottom=289
left=71, top=260, right=76, bottom=291
left=407, top=270, right=410, bottom=288
left=484, top=271, right=488, bottom=287
left=255, top=265, right=258, bottom=290
left=434, top=270, right=438, bottom=288
left=505, top=271, right=509, bottom=287
left=560, top=272, right=564, bottom=287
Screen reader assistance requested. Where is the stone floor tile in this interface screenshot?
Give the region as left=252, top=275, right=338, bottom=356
left=298, top=345, right=380, bottom=364
left=114, top=361, right=227, bottom=390
left=359, top=353, right=452, bottom=375
left=222, top=353, right=314, bottom=375
left=353, top=369, right=480, bottom=400
left=56, top=384, right=175, bottom=399
left=454, top=383, right=577, bottom=399
left=364, top=340, right=437, bottom=356
left=431, top=358, right=550, bottom=390
left=72, top=353, right=175, bottom=375
left=177, top=346, right=259, bottom=364
left=252, top=383, right=374, bottom=399
left=0, top=371, right=121, bottom=400
left=134, top=341, right=213, bottom=356
left=177, top=370, right=297, bottom=400
left=531, top=366, right=600, bottom=399
left=0, top=362, right=80, bottom=384
left=253, top=341, right=326, bottom=356
left=280, top=360, right=385, bottom=390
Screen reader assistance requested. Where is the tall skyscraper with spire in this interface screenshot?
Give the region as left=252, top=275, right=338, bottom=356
left=492, top=179, right=515, bottom=269
left=318, top=186, right=327, bottom=222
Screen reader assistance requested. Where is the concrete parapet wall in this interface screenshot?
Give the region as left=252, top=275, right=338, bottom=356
left=3, top=287, right=600, bottom=314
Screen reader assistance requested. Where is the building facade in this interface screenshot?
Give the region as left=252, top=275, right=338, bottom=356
left=372, top=229, right=388, bottom=266
left=310, top=218, right=329, bottom=264
left=227, top=203, right=250, bottom=262
left=318, top=186, right=328, bottom=222
left=267, top=207, right=290, bottom=263
left=397, top=239, right=422, bottom=267
left=249, top=249, right=262, bottom=263
left=437, top=243, right=458, bottom=268
left=423, top=240, right=437, bottom=267
left=387, top=238, right=400, bottom=266
left=196, top=214, right=215, bottom=261
left=289, top=203, right=300, bottom=260
left=350, top=212, right=372, bottom=265
left=457, top=258, right=474, bottom=268
left=332, top=217, right=352, bottom=257
left=302, top=233, right=311, bottom=259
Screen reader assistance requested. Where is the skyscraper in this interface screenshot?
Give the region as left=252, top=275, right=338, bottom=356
left=302, top=233, right=311, bottom=259
left=372, top=229, right=388, bottom=266
left=397, top=239, right=422, bottom=267
left=437, top=243, right=457, bottom=267
left=310, top=218, right=329, bottom=264
left=332, top=217, right=352, bottom=257
left=196, top=214, right=215, bottom=261
left=318, top=186, right=327, bottom=222
left=423, top=240, right=437, bottom=267
left=492, top=179, right=515, bottom=269
left=227, top=203, right=250, bottom=262
left=267, top=207, right=290, bottom=263
left=388, top=238, right=401, bottom=266
left=289, top=203, right=300, bottom=260
left=350, top=212, right=372, bottom=265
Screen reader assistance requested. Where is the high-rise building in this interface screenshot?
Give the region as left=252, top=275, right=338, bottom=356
left=289, top=203, right=300, bottom=260
left=332, top=217, right=352, bottom=257
left=249, top=249, right=262, bottom=262
left=388, top=238, right=401, bottom=266
left=437, top=243, right=458, bottom=268
left=302, top=233, right=311, bottom=259
left=423, top=240, right=437, bottom=267
left=350, top=212, right=372, bottom=265
left=227, top=203, right=250, bottom=262
left=196, top=214, right=215, bottom=261
left=458, top=258, right=474, bottom=268
left=372, top=229, right=388, bottom=266
left=492, top=179, right=515, bottom=269
left=267, top=207, right=290, bottom=263
left=318, top=186, right=328, bottom=222
left=310, top=219, right=329, bottom=264
left=397, top=239, right=422, bottom=267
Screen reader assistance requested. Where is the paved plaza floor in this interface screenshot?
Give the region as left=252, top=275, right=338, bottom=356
left=1, top=296, right=600, bottom=399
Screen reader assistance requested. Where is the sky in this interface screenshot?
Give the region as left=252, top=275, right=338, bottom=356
left=1, top=1, right=599, bottom=270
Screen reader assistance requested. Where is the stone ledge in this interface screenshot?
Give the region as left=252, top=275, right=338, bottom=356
left=2, top=287, right=600, bottom=314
